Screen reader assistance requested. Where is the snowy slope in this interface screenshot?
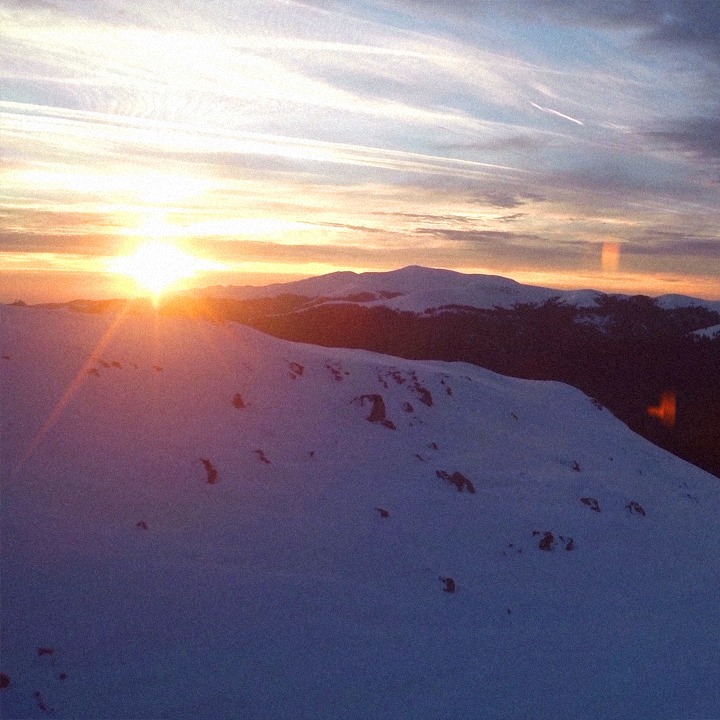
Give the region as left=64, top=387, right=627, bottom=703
left=1, top=305, right=719, bottom=720
left=656, top=293, right=720, bottom=315
left=191, top=265, right=719, bottom=313
left=692, top=323, right=720, bottom=339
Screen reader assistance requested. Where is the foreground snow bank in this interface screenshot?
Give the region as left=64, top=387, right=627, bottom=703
left=1, top=305, right=718, bottom=720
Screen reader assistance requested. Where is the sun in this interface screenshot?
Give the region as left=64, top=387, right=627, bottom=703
left=108, top=241, right=209, bottom=299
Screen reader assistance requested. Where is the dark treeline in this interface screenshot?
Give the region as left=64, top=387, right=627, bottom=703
left=120, top=294, right=720, bottom=478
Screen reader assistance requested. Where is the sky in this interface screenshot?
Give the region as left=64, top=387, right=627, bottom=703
left=1, top=0, right=720, bottom=302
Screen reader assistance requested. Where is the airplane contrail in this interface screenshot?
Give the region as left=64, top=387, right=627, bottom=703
left=529, top=101, right=584, bottom=126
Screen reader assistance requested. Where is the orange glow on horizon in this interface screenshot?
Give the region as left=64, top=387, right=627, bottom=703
left=2, top=252, right=720, bottom=304
left=496, top=267, right=720, bottom=301
left=648, top=391, right=676, bottom=428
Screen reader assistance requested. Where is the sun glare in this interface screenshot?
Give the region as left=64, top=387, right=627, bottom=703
left=108, top=241, right=209, bottom=298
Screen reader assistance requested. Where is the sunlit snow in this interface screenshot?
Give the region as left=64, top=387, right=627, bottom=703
left=1, top=304, right=718, bottom=720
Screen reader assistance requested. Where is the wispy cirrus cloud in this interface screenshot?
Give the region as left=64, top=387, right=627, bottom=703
left=644, top=118, right=720, bottom=164
left=626, top=232, right=720, bottom=257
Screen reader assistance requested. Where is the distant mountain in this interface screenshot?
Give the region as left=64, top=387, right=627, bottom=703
left=191, top=265, right=720, bottom=315
left=1, top=304, right=719, bottom=720
left=174, top=269, right=720, bottom=479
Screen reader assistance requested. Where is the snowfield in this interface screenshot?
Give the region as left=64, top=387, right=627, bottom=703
left=1, top=304, right=719, bottom=720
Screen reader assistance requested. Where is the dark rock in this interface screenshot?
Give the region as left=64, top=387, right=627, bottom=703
left=325, top=363, right=343, bottom=381
left=451, top=471, right=475, bottom=493
left=354, top=394, right=389, bottom=424
left=436, top=469, right=475, bottom=493
left=34, top=690, right=52, bottom=714
left=440, top=576, right=456, bottom=593
left=580, top=497, right=601, bottom=512
left=200, top=458, right=219, bottom=484
left=626, top=500, right=646, bottom=516
left=538, top=532, right=555, bottom=551
left=412, top=382, right=433, bottom=406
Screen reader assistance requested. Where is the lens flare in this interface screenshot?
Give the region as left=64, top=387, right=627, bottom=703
left=601, top=242, right=621, bottom=273
left=648, top=391, right=676, bottom=428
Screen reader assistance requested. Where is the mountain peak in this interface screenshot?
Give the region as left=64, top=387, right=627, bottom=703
left=189, top=265, right=578, bottom=310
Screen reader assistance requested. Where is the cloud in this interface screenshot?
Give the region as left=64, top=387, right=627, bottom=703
left=372, top=212, right=484, bottom=225
left=442, top=133, right=550, bottom=153
left=409, top=226, right=598, bottom=270
left=626, top=232, right=720, bottom=257
left=638, top=1, right=720, bottom=62
left=540, top=157, right=699, bottom=205
left=509, top=0, right=720, bottom=57
left=0, top=232, right=120, bottom=256
left=388, top=0, right=720, bottom=69
left=645, top=117, right=720, bottom=163
left=299, top=220, right=389, bottom=234
left=187, top=237, right=429, bottom=269
left=414, top=227, right=543, bottom=245
left=471, top=191, right=545, bottom=209
left=0, top=102, right=525, bottom=183
left=1, top=0, right=59, bottom=8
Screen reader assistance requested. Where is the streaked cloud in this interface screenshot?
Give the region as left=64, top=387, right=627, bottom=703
left=645, top=118, right=720, bottom=164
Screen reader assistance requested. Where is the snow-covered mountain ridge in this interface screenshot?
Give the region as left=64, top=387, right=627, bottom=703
left=192, top=265, right=720, bottom=315
left=1, top=304, right=719, bottom=720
